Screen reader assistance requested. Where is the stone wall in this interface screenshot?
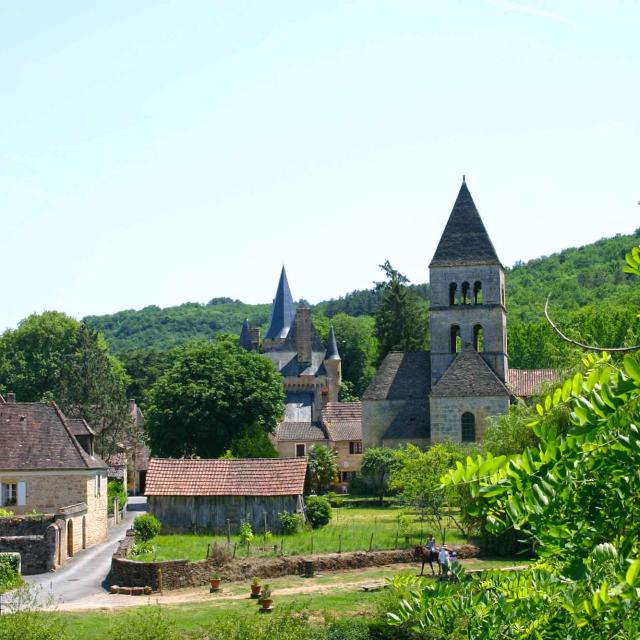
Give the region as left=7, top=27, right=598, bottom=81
left=110, top=539, right=480, bottom=590
left=430, top=395, right=510, bottom=442
left=362, top=399, right=408, bottom=448
left=333, top=441, right=362, bottom=478
left=0, top=515, right=59, bottom=574
left=275, top=439, right=327, bottom=459
left=83, top=475, right=108, bottom=548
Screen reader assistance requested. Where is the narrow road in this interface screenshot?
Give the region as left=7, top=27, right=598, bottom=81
left=24, top=496, right=147, bottom=606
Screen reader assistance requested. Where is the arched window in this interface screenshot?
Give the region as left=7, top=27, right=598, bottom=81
left=461, top=412, right=475, bottom=442
left=450, top=325, right=461, bottom=353
left=449, top=283, right=457, bottom=306
left=473, top=325, right=484, bottom=352
left=473, top=281, right=483, bottom=304
left=461, top=282, right=470, bottom=304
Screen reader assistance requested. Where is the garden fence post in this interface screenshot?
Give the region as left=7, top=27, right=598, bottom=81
left=395, top=529, right=399, bottom=549
left=206, top=543, right=210, bottom=559
left=280, top=538, right=284, bottom=556
left=226, top=519, right=231, bottom=543
left=233, top=542, right=237, bottom=558
left=368, top=532, right=374, bottom=552
left=338, top=533, right=342, bottom=554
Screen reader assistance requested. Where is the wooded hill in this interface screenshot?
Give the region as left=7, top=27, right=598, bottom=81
left=85, top=229, right=640, bottom=372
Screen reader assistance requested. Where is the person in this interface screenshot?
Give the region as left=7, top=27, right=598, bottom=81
left=426, top=535, right=436, bottom=552
left=450, top=551, right=458, bottom=567
left=438, top=545, right=450, bottom=577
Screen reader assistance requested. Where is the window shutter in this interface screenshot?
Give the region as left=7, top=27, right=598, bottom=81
left=17, top=481, right=26, bottom=506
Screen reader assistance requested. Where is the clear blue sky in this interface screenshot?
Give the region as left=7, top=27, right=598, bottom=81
left=1, top=1, right=638, bottom=331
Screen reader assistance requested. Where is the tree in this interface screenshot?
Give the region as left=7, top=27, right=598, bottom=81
left=360, top=447, right=398, bottom=504
left=374, top=261, right=429, bottom=364
left=306, top=445, right=338, bottom=493
left=0, top=311, right=82, bottom=400
left=55, top=325, right=134, bottom=456
left=145, top=338, right=285, bottom=458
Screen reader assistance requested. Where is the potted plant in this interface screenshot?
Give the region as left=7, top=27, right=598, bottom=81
left=250, top=576, right=261, bottom=598
left=210, top=574, right=221, bottom=592
left=260, top=585, right=273, bottom=611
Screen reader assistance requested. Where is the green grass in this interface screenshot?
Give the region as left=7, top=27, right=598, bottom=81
left=55, top=558, right=525, bottom=639
left=132, top=505, right=468, bottom=562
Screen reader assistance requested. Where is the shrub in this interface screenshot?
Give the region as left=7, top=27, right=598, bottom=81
left=278, top=511, right=303, bottom=535
left=305, top=495, right=332, bottom=529
left=0, top=553, right=22, bottom=594
left=326, top=491, right=345, bottom=508
left=0, top=584, right=66, bottom=639
left=238, top=520, right=253, bottom=546
left=133, top=514, right=161, bottom=542
left=107, top=605, right=178, bottom=640
left=0, top=507, right=14, bottom=518
left=209, top=542, right=232, bottom=565
left=107, top=480, right=127, bottom=514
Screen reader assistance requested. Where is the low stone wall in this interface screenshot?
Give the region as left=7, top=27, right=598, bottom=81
left=110, top=536, right=480, bottom=591
left=0, top=515, right=59, bottom=574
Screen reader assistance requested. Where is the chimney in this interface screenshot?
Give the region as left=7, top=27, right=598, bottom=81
left=128, top=399, right=136, bottom=412
left=295, top=308, right=312, bottom=364
left=7, top=392, right=16, bottom=403
left=249, top=327, right=261, bottom=351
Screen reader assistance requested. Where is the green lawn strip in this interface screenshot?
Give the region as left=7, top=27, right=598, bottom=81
left=57, top=558, right=525, bottom=639
left=59, top=590, right=385, bottom=639
left=134, top=505, right=467, bottom=562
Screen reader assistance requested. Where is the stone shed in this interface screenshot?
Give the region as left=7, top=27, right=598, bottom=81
left=145, top=457, right=307, bottom=534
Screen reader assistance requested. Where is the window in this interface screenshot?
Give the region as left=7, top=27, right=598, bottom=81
left=461, top=412, right=476, bottom=442
left=473, top=281, right=483, bottom=304
left=473, top=325, right=484, bottom=352
left=295, top=443, right=306, bottom=457
left=449, top=283, right=458, bottom=306
left=450, top=325, right=461, bottom=353
left=349, top=441, right=363, bottom=454
left=1, top=483, right=17, bottom=506
left=461, top=281, right=470, bottom=304
left=95, top=474, right=102, bottom=498
left=341, top=471, right=357, bottom=482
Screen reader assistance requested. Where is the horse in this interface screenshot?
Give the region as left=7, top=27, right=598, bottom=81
left=414, top=544, right=439, bottom=576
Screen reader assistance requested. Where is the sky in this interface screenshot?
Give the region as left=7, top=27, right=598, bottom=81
left=1, top=1, right=638, bottom=331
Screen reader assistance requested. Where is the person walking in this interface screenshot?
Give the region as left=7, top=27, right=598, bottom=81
left=438, top=545, right=450, bottom=577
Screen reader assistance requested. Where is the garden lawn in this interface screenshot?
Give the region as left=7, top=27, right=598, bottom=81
left=133, top=504, right=468, bottom=562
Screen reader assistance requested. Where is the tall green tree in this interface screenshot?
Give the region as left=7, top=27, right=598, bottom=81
left=361, top=447, right=398, bottom=504
left=374, top=261, right=429, bottom=363
left=306, top=445, right=338, bottom=493
left=146, top=338, right=285, bottom=458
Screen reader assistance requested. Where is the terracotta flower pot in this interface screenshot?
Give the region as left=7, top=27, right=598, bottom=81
left=251, top=584, right=261, bottom=597
left=261, top=598, right=273, bottom=609
left=210, top=579, right=221, bottom=591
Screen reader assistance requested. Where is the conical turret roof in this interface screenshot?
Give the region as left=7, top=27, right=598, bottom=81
left=430, top=179, right=501, bottom=268
left=239, top=319, right=252, bottom=350
left=324, top=324, right=340, bottom=360
left=265, top=266, right=297, bottom=340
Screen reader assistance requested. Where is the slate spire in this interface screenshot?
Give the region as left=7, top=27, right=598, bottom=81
left=429, top=179, right=502, bottom=268
left=265, top=266, right=297, bottom=341
left=239, top=318, right=253, bottom=350
left=324, top=324, right=340, bottom=360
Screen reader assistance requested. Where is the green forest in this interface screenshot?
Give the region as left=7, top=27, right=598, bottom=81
left=83, top=230, right=640, bottom=394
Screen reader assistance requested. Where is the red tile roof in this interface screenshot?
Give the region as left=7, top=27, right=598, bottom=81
left=507, top=369, right=563, bottom=397
left=321, top=402, right=362, bottom=441
left=145, top=458, right=307, bottom=497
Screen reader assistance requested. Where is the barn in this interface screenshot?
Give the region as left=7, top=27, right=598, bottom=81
left=145, top=457, right=307, bottom=534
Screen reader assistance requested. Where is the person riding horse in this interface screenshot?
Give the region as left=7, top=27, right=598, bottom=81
left=414, top=539, right=439, bottom=576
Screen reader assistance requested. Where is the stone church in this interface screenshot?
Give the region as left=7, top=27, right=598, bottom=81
left=362, top=179, right=559, bottom=448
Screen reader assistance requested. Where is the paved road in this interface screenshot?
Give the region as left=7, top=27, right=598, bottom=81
left=23, top=496, right=147, bottom=606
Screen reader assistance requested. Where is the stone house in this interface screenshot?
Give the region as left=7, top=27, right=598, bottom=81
left=362, top=179, right=560, bottom=448
left=145, top=457, right=307, bottom=534
left=0, top=394, right=108, bottom=571
left=241, top=269, right=363, bottom=487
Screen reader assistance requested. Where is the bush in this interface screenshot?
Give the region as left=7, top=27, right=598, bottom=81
left=0, top=553, right=22, bottom=594
left=326, top=491, right=345, bottom=508
left=107, top=605, right=178, bottom=640
left=107, top=480, right=127, bottom=514
left=0, top=508, right=14, bottom=518
left=278, top=511, right=303, bottom=535
left=0, top=584, right=66, bottom=639
left=305, top=495, right=332, bottom=529
left=133, top=514, right=161, bottom=542
left=238, top=520, right=253, bottom=546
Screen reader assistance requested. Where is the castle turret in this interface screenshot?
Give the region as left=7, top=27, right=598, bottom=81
left=429, top=178, right=508, bottom=385
left=239, top=319, right=253, bottom=351
left=323, top=324, right=342, bottom=402
left=263, top=266, right=296, bottom=351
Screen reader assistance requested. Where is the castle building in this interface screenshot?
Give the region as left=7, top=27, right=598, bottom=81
left=362, top=179, right=559, bottom=448
left=240, top=269, right=362, bottom=488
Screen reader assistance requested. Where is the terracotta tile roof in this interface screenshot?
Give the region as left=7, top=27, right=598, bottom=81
left=321, top=402, right=362, bottom=441
left=363, top=352, right=431, bottom=401
left=274, top=422, right=327, bottom=441
left=145, top=458, right=307, bottom=496
left=507, top=368, right=563, bottom=397
left=0, top=401, right=107, bottom=471
left=431, top=350, right=510, bottom=397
